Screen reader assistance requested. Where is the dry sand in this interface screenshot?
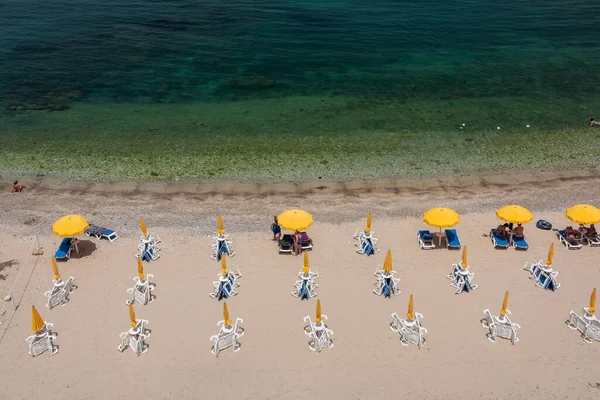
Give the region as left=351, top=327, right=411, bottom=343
left=1, top=173, right=600, bottom=399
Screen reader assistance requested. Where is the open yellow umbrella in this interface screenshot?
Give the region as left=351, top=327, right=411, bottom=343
left=366, top=214, right=372, bottom=233
left=315, top=300, right=322, bottom=323
left=500, top=291, right=509, bottom=317
left=496, top=205, right=533, bottom=224
left=303, top=252, right=309, bottom=274
left=460, top=246, right=468, bottom=268
left=140, top=217, right=148, bottom=237
left=129, top=303, right=137, bottom=328
left=590, top=288, right=596, bottom=313
left=423, top=207, right=460, bottom=228
left=218, top=215, right=224, bottom=235
left=221, top=254, right=228, bottom=275
left=52, top=214, right=89, bottom=237
left=223, top=302, right=232, bottom=326
left=383, top=250, right=392, bottom=273
left=137, top=258, right=145, bottom=280
left=545, top=243, right=554, bottom=266
left=32, top=306, right=45, bottom=332
left=278, top=209, right=313, bottom=231
left=566, top=204, right=600, bottom=225
left=51, top=258, right=61, bottom=281
left=406, top=295, right=415, bottom=319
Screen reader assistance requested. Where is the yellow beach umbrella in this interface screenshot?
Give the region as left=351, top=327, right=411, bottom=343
left=218, top=215, right=224, bottom=235
left=460, top=246, right=468, bottom=268
left=590, top=288, right=596, bottom=313
left=137, top=258, right=145, bottom=280
left=221, top=254, right=228, bottom=275
left=383, top=249, right=392, bottom=273
left=277, top=209, right=313, bottom=231
left=303, top=252, right=309, bottom=274
left=500, top=291, right=509, bottom=317
left=223, top=302, right=232, bottom=326
left=496, top=205, right=533, bottom=224
left=423, top=207, right=460, bottom=228
left=566, top=204, right=600, bottom=225
left=140, top=217, right=148, bottom=237
left=31, top=306, right=45, bottom=332
left=52, top=214, right=89, bottom=237
left=545, top=243, right=554, bottom=266
left=129, top=303, right=137, bottom=328
left=406, top=294, right=415, bottom=320
left=366, top=213, right=372, bottom=233
left=315, top=299, right=322, bottom=323
left=51, top=258, right=61, bottom=281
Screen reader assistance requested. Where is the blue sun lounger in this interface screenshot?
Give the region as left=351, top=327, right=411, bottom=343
left=512, top=235, right=529, bottom=250
left=417, top=230, right=435, bottom=249
left=490, top=228, right=509, bottom=249
left=445, top=229, right=461, bottom=249
left=54, top=238, right=72, bottom=260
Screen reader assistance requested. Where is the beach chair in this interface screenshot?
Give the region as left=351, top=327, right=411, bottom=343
left=300, top=232, right=313, bottom=251
left=566, top=308, right=600, bottom=343
left=448, top=264, right=478, bottom=293
left=523, top=260, right=560, bottom=291
left=481, top=309, right=520, bottom=344
left=279, top=234, right=294, bottom=254
left=117, top=319, right=151, bottom=356
left=445, top=229, right=461, bottom=249
left=512, top=235, right=529, bottom=250
left=26, top=323, right=58, bottom=357
left=490, top=228, right=509, bottom=249
left=44, top=276, right=77, bottom=309
left=54, top=238, right=72, bottom=260
left=417, top=230, right=435, bottom=250
left=292, top=268, right=319, bottom=300
left=556, top=230, right=583, bottom=250
left=303, top=315, right=334, bottom=352
left=210, top=317, right=244, bottom=357
left=126, top=274, right=156, bottom=306
left=582, top=233, right=600, bottom=247
left=85, top=224, right=119, bottom=242
left=373, top=267, right=401, bottom=298
left=390, top=312, right=427, bottom=348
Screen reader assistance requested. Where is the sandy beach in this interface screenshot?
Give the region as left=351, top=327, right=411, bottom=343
left=1, top=173, right=600, bottom=399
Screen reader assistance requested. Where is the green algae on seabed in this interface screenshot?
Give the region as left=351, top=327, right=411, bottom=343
left=1, top=95, right=600, bottom=182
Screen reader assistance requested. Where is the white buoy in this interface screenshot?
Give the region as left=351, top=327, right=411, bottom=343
left=497, top=127, right=501, bottom=130
left=462, top=123, right=466, bottom=126
left=526, top=124, right=530, bottom=128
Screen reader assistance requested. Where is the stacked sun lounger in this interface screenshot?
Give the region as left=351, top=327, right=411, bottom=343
left=211, top=234, right=235, bottom=261
left=353, top=229, right=379, bottom=256
left=135, top=234, right=161, bottom=262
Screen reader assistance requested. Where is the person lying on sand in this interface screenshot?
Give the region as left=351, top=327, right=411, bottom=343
left=11, top=180, right=25, bottom=192
left=590, top=117, right=600, bottom=127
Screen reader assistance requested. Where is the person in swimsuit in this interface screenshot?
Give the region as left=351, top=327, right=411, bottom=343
left=513, top=223, right=524, bottom=238
left=294, top=230, right=302, bottom=256
left=271, top=216, right=282, bottom=241
left=590, top=117, right=600, bottom=127
left=586, top=224, right=597, bottom=237
left=495, top=223, right=509, bottom=240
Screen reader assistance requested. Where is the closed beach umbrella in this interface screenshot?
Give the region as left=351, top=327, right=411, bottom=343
left=221, top=254, right=228, bottom=275
left=461, top=246, right=468, bottom=268
left=565, top=204, right=600, bottom=225
left=278, top=209, right=313, bottom=231
left=52, top=214, right=89, bottom=237
left=500, top=291, right=509, bottom=317
left=423, top=207, right=460, bottom=228
left=383, top=250, right=392, bottom=273
left=496, top=205, right=533, bottom=224
left=140, top=217, right=148, bottom=237
left=545, top=243, right=554, bottom=266
left=218, top=215, right=224, bottom=235
left=315, top=299, right=322, bottom=323
left=406, top=294, right=415, bottom=319
left=129, top=303, right=137, bottom=328
left=366, top=213, right=372, bottom=233
left=223, top=302, right=232, bottom=326
left=303, top=252, right=309, bottom=274
left=590, top=288, right=597, bottom=313
left=52, top=258, right=61, bottom=280
left=31, top=306, right=45, bottom=332
left=137, top=258, right=145, bottom=280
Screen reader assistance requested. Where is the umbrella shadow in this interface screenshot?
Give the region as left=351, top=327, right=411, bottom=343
left=73, top=240, right=97, bottom=258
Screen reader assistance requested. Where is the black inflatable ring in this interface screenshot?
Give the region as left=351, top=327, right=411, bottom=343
left=536, top=220, right=552, bottom=230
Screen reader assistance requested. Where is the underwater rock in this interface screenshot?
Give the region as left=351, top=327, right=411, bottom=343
left=224, top=76, right=276, bottom=90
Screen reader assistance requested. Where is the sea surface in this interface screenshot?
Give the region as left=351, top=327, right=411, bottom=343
left=1, top=0, right=600, bottom=181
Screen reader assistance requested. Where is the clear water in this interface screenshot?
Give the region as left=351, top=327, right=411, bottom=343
left=1, top=1, right=600, bottom=180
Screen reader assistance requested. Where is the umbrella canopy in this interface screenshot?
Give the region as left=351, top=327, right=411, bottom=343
left=566, top=204, right=600, bottom=225
left=52, top=258, right=61, bottom=281
left=129, top=303, right=137, bottom=328
left=460, top=246, right=468, bottom=268
left=52, top=214, right=89, bottom=237
left=590, top=288, right=597, bottom=313
left=140, top=217, right=148, bottom=237
left=406, top=294, right=415, bottom=319
left=31, top=306, right=45, bottom=332
left=223, top=302, right=232, bottom=326
left=137, top=258, right=145, bottom=280
left=303, top=252, right=309, bottom=274
left=366, top=214, right=372, bottom=233
left=546, top=243, right=554, bottom=266
left=496, top=205, right=533, bottom=224
left=383, top=250, right=392, bottom=273
left=500, top=291, right=509, bottom=317
left=277, top=209, right=313, bottom=231
left=423, top=207, right=460, bottom=228
left=218, top=215, right=224, bottom=235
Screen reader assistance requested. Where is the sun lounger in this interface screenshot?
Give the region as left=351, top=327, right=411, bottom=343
left=300, top=232, right=313, bottom=251
left=512, top=235, right=529, bottom=250
left=556, top=230, right=583, bottom=250
left=417, top=230, right=435, bottom=250
left=583, top=233, right=600, bottom=247
left=54, top=238, right=72, bottom=260
left=445, top=229, right=461, bottom=249
left=279, top=234, right=294, bottom=254
left=490, top=229, right=509, bottom=249
left=85, top=224, right=119, bottom=242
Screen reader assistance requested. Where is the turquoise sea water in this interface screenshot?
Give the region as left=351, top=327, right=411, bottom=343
left=2, top=1, right=600, bottom=181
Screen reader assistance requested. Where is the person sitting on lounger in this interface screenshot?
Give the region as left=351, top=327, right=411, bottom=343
left=495, top=223, right=509, bottom=240
left=590, top=117, right=600, bottom=127
left=11, top=180, right=25, bottom=192
left=565, top=226, right=579, bottom=240
left=293, top=230, right=302, bottom=256
left=586, top=224, right=597, bottom=237
left=271, top=216, right=282, bottom=241
left=513, top=223, right=524, bottom=238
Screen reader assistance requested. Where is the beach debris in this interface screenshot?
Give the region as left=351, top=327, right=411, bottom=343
left=481, top=292, right=521, bottom=344
left=211, top=215, right=235, bottom=261
left=303, top=300, right=334, bottom=352
left=118, top=304, right=151, bottom=355
left=292, top=252, right=318, bottom=300
left=523, top=244, right=560, bottom=291
left=566, top=288, right=600, bottom=343
left=390, top=295, right=427, bottom=348
left=448, top=246, right=478, bottom=293
left=209, top=254, right=242, bottom=300
left=44, top=259, right=77, bottom=309
left=26, top=306, right=58, bottom=357
left=126, top=259, right=156, bottom=306
left=210, top=302, right=244, bottom=356
left=373, top=250, right=400, bottom=298
left=354, top=213, right=379, bottom=256
left=135, top=217, right=161, bottom=262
